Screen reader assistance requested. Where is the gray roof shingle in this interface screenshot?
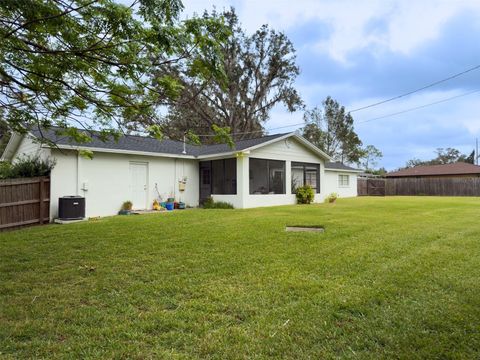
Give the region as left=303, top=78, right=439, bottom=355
left=30, top=128, right=289, bottom=157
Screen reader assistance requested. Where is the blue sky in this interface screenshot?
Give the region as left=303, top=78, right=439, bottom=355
left=183, top=0, right=480, bottom=169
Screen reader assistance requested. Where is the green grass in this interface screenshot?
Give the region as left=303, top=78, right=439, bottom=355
left=1, top=197, right=480, bottom=359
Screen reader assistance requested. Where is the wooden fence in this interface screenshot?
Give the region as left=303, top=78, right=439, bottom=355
left=358, top=178, right=386, bottom=196
left=385, top=177, right=480, bottom=196
left=0, top=177, right=50, bottom=231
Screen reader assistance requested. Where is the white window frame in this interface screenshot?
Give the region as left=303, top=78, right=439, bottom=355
left=338, top=174, right=350, bottom=187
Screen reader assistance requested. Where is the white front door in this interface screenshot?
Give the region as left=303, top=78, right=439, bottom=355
left=129, top=162, right=148, bottom=210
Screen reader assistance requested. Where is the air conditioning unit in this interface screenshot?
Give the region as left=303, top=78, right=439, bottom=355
left=58, top=196, right=85, bottom=220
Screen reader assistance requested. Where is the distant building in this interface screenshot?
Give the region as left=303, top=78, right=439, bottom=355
left=386, top=162, right=480, bottom=179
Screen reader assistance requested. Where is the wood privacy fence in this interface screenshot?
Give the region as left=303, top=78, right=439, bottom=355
left=0, top=177, right=50, bottom=231
left=385, top=177, right=480, bottom=196
left=358, top=178, right=386, bottom=196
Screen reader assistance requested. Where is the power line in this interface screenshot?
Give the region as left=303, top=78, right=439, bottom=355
left=193, top=84, right=480, bottom=137
left=349, top=64, right=480, bottom=113
left=357, top=89, right=480, bottom=124
left=194, top=121, right=305, bottom=137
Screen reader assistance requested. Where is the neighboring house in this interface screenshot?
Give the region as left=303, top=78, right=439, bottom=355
left=1, top=128, right=361, bottom=219
left=386, top=163, right=480, bottom=179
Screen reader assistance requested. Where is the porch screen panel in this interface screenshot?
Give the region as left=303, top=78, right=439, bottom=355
left=211, top=160, right=225, bottom=194
left=224, top=158, right=237, bottom=194
left=291, top=164, right=305, bottom=192
left=249, top=158, right=268, bottom=194
left=269, top=160, right=285, bottom=194
left=211, top=158, right=237, bottom=195
left=249, top=158, right=286, bottom=194
left=291, top=162, right=320, bottom=193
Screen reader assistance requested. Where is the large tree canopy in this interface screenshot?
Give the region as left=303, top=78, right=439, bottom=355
left=302, top=97, right=364, bottom=163
left=156, top=8, right=303, bottom=142
left=0, top=0, right=228, bottom=144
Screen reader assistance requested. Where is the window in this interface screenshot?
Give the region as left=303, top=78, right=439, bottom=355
left=200, top=158, right=237, bottom=195
left=338, top=174, right=350, bottom=187
left=291, top=162, right=320, bottom=193
left=249, top=158, right=286, bottom=194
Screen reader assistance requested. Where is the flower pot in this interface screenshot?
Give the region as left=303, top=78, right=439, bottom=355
left=118, top=209, right=131, bottom=215
left=165, top=202, right=174, bottom=211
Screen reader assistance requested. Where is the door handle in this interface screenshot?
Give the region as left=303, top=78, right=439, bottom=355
left=144, top=185, right=147, bottom=190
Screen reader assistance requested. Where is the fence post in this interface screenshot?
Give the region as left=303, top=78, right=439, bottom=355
left=39, top=177, right=44, bottom=224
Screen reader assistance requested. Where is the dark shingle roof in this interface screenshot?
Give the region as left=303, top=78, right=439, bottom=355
left=30, top=128, right=289, bottom=157
left=386, top=162, right=480, bottom=177
left=194, top=133, right=288, bottom=155
left=325, top=162, right=361, bottom=172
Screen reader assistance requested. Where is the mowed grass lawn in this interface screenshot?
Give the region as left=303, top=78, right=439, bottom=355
left=2, top=197, right=480, bottom=359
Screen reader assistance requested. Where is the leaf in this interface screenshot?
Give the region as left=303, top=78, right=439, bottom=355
left=79, top=149, right=94, bottom=160
left=212, top=124, right=234, bottom=148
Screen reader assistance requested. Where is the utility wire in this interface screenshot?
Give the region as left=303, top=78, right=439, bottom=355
left=174, top=64, right=480, bottom=138
left=357, top=89, right=480, bottom=124
left=349, top=64, right=480, bottom=113
left=194, top=121, right=305, bottom=137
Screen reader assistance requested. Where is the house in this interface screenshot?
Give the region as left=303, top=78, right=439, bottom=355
left=386, top=162, right=480, bottom=178
left=1, top=128, right=361, bottom=219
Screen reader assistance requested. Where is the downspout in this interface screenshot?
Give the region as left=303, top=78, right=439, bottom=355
left=174, top=158, right=177, bottom=199
left=76, top=150, right=80, bottom=195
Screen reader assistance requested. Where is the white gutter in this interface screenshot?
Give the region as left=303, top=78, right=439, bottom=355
left=47, top=144, right=197, bottom=160
left=324, top=168, right=363, bottom=173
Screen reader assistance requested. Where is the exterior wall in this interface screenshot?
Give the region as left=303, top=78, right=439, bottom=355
left=49, top=149, right=199, bottom=219
left=324, top=170, right=358, bottom=198
left=12, top=135, right=51, bottom=162
left=218, top=137, right=328, bottom=208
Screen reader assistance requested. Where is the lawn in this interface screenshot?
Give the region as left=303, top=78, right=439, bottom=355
left=1, top=197, right=480, bottom=359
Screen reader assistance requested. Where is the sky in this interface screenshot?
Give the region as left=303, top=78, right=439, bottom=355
left=181, top=0, right=480, bottom=170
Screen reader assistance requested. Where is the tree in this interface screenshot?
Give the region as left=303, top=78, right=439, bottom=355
left=403, top=147, right=475, bottom=168
left=155, top=8, right=303, bottom=142
left=0, top=0, right=229, bottom=145
left=360, top=145, right=383, bottom=171
left=302, top=97, right=363, bottom=163
left=459, top=150, right=475, bottom=164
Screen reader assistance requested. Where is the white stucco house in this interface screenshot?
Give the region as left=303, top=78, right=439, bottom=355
left=1, top=128, right=361, bottom=219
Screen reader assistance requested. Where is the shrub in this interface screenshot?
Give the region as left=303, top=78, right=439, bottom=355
left=0, top=156, right=55, bottom=179
left=121, top=201, right=133, bottom=211
left=202, top=197, right=234, bottom=209
left=296, top=185, right=315, bottom=204
left=0, top=161, right=12, bottom=179
left=326, top=192, right=339, bottom=203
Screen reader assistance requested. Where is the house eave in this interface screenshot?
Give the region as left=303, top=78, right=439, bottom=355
left=324, top=168, right=363, bottom=173
left=50, top=144, right=197, bottom=159
left=1, top=132, right=23, bottom=161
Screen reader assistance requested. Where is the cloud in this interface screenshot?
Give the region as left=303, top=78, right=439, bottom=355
left=179, top=0, right=480, bottom=169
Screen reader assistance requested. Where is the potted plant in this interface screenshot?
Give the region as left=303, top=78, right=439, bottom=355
left=166, top=196, right=175, bottom=211
left=326, top=193, right=338, bottom=203
left=119, top=200, right=133, bottom=215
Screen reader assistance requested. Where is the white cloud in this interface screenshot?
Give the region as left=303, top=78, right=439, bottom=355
left=182, top=0, right=480, bottom=62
